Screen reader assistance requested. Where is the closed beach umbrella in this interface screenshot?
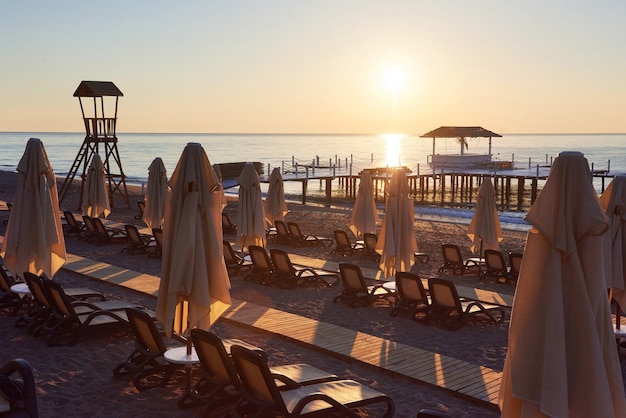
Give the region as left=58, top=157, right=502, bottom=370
left=1, top=138, right=66, bottom=278
left=467, top=177, right=502, bottom=255
left=376, top=170, right=417, bottom=278
left=237, top=162, right=266, bottom=250
left=499, top=152, right=626, bottom=417
left=81, top=154, right=110, bottom=218
left=143, top=157, right=168, bottom=229
left=263, top=167, right=288, bottom=227
left=350, top=171, right=379, bottom=237
left=156, top=142, right=231, bottom=342
left=600, top=175, right=626, bottom=315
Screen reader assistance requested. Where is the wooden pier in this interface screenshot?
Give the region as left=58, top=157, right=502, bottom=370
left=266, top=167, right=616, bottom=212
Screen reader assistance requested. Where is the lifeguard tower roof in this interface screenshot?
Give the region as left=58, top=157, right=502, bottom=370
left=420, top=126, right=501, bottom=138
left=73, top=81, right=123, bottom=97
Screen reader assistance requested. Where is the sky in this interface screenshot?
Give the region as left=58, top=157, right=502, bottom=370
left=2, top=1, right=626, bottom=134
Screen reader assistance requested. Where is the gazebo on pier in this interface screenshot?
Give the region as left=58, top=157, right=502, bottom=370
left=421, top=126, right=502, bottom=168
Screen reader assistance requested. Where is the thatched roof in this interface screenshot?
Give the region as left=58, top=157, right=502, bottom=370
left=73, top=81, right=123, bottom=97
left=420, top=126, right=501, bottom=139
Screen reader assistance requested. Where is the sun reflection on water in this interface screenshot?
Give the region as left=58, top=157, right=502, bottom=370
left=381, top=133, right=406, bottom=167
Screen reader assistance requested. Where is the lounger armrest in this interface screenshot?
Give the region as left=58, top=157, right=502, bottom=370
left=291, top=392, right=358, bottom=417
left=271, top=372, right=300, bottom=389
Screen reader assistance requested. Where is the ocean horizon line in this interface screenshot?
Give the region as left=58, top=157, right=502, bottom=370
left=2, top=130, right=626, bottom=137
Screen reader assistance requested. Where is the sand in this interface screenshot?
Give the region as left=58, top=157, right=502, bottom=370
left=0, top=170, right=622, bottom=417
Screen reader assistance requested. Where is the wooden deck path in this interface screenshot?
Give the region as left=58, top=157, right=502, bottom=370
left=62, top=253, right=503, bottom=406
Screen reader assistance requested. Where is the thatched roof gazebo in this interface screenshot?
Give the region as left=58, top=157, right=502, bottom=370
left=420, top=126, right=502, bottom=168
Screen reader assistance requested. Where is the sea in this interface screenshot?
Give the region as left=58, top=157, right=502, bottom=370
left=1, top=131, right=625, bottom=230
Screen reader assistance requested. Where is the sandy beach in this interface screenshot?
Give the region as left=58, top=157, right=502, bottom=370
left=0, top=169, right=623, bottom=417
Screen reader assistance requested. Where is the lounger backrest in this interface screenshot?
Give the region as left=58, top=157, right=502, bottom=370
left=509, top=252, right=523, bottom=274
left=124, top=225, right=143, bottom=244
left=363, top=233, right=378, bottom=251
left=82, top=215, right=96, bottom=232
left=152, top=228, right=163, bottom=247
left=484, top=250, right=506, bottom=271
left=339, top=263, right=366, bottom=292
left=223, top=241, right=238, bottom=265
left=286, top=222, right=303, bottom=239
left=0, top=266, right=12, bottom=292
left=396, top=272, right=427, bottom=303
left=191, top=329, right=237, bottom=385
left=64, top=211, right=80, bottom=229
left=126, top=307, right=166, bottom=355
left=274, top=221, right=289, bottom=238
left=428, top=278, right=461, bottom=312
left=269, top=249, right=293, bottom=275
left=23, top=272, right=51, bottom=308
left=231, top=344, right=281, bottom=407
left=442, top=244, right=462, bottom=264
left=93, top=218, right=108, bottom=235
left=222, top=213, right=235, bottom=229
left=249, top=245, right=272, bottom=271
left=334, top=230, right=351, bottom=249
left=43, top=280, right=75, bottom=318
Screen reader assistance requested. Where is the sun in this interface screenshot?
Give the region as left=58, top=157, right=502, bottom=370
left=382, top=67, right=408, bottom=98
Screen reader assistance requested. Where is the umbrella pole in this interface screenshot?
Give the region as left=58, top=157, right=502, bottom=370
left=609, top=289, right=620, bottom=330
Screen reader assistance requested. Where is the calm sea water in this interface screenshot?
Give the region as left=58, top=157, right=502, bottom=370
left=1, top=131, right=625, bottom=208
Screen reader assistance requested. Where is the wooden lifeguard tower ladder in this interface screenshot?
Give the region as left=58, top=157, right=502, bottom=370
left=59, top=81, right=130, bottom=209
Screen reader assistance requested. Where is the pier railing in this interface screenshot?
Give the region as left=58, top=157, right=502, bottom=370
left=271, top=153, right=615, bottom=212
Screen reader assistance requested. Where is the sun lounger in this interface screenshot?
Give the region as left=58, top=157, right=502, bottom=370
left=438, top=244, right=481, bottom=276
left=121, top=224, right=154, bottom=255
left=18, top=272, right=106, bottom=335
left=231, top=343, right=395, bottom=417
left=480, top=249, right=510, bottom=283
left=41, top=279, right=153, bottom=346
left=190, top=329, right=339, bottom=412
left=63, top=211, right=84, bottom=237
left=223, top=240, right=252, bottom=275
left=333, top=263, right=394, bottom=308
left=0, top=358, right=38, bottom=417
left=244, top=245, right=275, bottom=285
left=113, top=307, right=184, bottom=391
left=428, top=277, right=505, bottom=330
left=270, top=249, right=338, bottom=288
left=91, top=217, right=127, bottom=245
left=389, top=272, right=431, bottom=322
left=148, top=227, right=163, bottom=259
left=287, top=222, right=333, bottom=247
left=331, top=230, right=364, bottom=256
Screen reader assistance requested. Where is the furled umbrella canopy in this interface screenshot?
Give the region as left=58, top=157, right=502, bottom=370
left=350, top=171, right=379, bottom=237
left=263, top=167, right=288, bottom=228
left=237, top=162, right=266, bottom=250
left=81, top=154, right=110, bottom=218
left=467, top=177, right=502, bottom=255
left=600, top=175, right=626, bottom=311
left=499, top=151, right=626, bottom=417
left=1, top=138, right=66, bottom=278
left=156, top=143, right=231, bottom=340
left=375, top=170, right=417, bottom=278
left=143, top=157, right=168, bottom=229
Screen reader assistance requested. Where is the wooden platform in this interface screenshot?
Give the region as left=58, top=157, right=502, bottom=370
left=62, top=252, right=503, bottom=406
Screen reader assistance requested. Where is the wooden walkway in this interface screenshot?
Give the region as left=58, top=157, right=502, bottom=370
left=62, top=253, right=503, bottom=406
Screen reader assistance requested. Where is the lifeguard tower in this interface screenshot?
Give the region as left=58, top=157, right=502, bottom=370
left=59, top=81, right=130, bottom=209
